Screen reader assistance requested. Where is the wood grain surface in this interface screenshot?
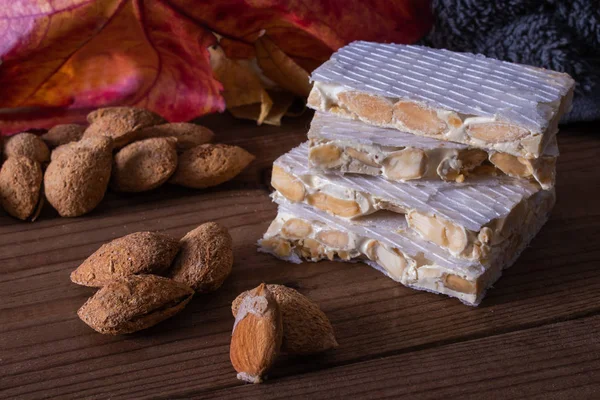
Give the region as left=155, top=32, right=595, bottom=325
left=1, top=113, right=599, bottom=399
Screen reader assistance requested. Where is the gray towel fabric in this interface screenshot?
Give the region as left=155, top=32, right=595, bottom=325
left=421, top=0, right=600, bottom=123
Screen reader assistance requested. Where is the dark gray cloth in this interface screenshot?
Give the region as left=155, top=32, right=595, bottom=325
left=421, top=0, right=600, bottom=122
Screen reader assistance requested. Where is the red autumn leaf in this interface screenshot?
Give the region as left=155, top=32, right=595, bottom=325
left=0, top=0, right=432, bottom=134
left=173, top=0, right=433, bottom=65
left=0, top=0, right=224, bottom=134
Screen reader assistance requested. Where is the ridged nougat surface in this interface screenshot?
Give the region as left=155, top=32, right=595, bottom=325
left=307, top=112, right=557, bottom=188
left=311, top=41, right=574, bottom=133
left=259, top=198, right=553, bottom=305
left=276, top=143, right=540, bottom=232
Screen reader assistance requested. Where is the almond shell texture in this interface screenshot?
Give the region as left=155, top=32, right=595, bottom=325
left=84, top=107, right=166, bottom=148
left=77, top=274, right=194, bottom=335
left=3, top=132, right=50, bottom=163
left=169, top=222, right=233, bottom=292
left=44, top=136, right=113, bottom=217
left=232, top=284, right=338, bottom=355
left=134, top=122, right=215, bottom=151
left=169, top=144, right=254, bottom=189
left=0, top=156, right=43, bottom=220
left=71, top=231, right=180, bottom=287
left=111, top=137, right=178, bottom=192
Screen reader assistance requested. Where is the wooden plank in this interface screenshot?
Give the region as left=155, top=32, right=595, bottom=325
left=200, top=315, right=600, bottom=400
left=1, top=114, right=599, bottom=399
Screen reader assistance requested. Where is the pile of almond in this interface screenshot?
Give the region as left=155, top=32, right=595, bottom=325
left=0, top=107, right=254, bottom=220
left=73, top=222, right=233, bottom=334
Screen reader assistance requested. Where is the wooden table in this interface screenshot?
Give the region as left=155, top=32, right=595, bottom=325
left=1, top=113, right=599, bottom=399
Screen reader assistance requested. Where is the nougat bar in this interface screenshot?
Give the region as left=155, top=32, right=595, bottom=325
left=259, top=195, right=554, bottom=305
left=308, top=112, right=557, bottom=189
left=271, top=143, right=554, bottom=260
left=308, top=41, right=575, bottom=159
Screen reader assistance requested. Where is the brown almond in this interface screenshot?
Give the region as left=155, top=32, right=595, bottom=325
left=169, top=144, right=254, bottom=189
left=169, top=222, right=233, bottom=292
left=337, top=91, right=393, bottom=124
left=466, top=122, right=530, bottom=143
left=134, top=123, right=215, bottom=151
left=84, top=107, right=166, bottom=148
left=44, top=136, right=113, bottom=217
left=306, top=192, right=362, bottom=217
left=77, top=274, right=194, bottom=335
left=70, top=231, right=180, bottom=287
left=271, top=165, right=305, bottom=202
left=111, top=138, right=178, bottom=192
left=3, top=132, right=50, bottom=163
left=0, top=156, right=43, bottom=220
left=41, top=124, right=86, bottom=148
left=393, top=101, right=446, bottom=135
left=50, top=142, right=76, bottom=162
left=230, top=283, right=283, bottom=383
left=232, top=284, right=338, bottom=355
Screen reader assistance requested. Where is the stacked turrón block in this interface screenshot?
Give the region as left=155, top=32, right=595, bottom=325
left=258, top=41, right=575, bottom=305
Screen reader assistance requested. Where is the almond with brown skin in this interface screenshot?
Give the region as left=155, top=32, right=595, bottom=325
left=44, top=136, right=113, bottom=217
left=169, top=144, right=254, bottom=189
left=232, top=284, right=338, bottom=355
left=230, top=283, right=283, bottom=383
left=77, top=274, right=194, bottom=335
left=71, top=231, right=180, bottom=287
left=169, top=222, right=233, bottom=292
left=41, top=124, right=86, bottom=148
left=134, top=122, right=215, bottom=151
left=0, top=156, right=43, bottom=220
left=3, top=132, right=50, bottom=163
left=111, top=138, right=178, bottom=192
left=84, top=107, right=166, bottom=148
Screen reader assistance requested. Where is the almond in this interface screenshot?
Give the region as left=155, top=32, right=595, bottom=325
left=444, top=274, right=477, bottom=294
left=169, top=222, right=233, bottom=292
left=84, top=107, right=166, bottom=148
left=3, top=132, right=50, bottom=163
left=382, top=148, right=428, bottom=180
left=134, top=122, right=215, bottom=151
left=230, top=283, right=283, bottom=383
left=489, top=152, right=533, bottom=178
left=306, top=192, right=361, bottom=217
left=77, top=274, right=194, bottom=335
left=0, top=156, right=43, bottom=220
left=41, top=124, right=86, bottom=148
left=271, top=165, right=305, bottom=202
left=111, top=138, right=178, bottom=192
left=70, top=231, right=180, bottom=287
left=393, top=101, right=447, bottom=135
left=308, top=143, right=342, bottom=168
left=337, top=91, right=393, bottom=125
left=169, top=144, right=254, bottom=189
left=232, top=284, right=338, bottom=355
left=466, top=122, right=530, bottom=143
left=44, top=136, right=113, bottom=217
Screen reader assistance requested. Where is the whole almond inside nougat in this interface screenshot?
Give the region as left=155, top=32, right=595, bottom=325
left=41, top=124, right=86, bottom=148
left=83, top=107, right=166, bottom=148
left=77, top=274, right=194, bottom=335
left=3, top=132, right=50, bottom=163
left=169, top=144, right=254, bottom=189
left=71, top=231, right=180, bottom=287
left=111, top=138, right=178, bottom=192
left=0, top=156, right=43, bottom=220
left=230, top=283, right=283, bottom=384
left=134, top=122, right=215, bottom=151
left=169, top=222, right=233, bottom=292
left=232, top=284, right=338, bottom=355
left=45, top=136, right=113, bottom=217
